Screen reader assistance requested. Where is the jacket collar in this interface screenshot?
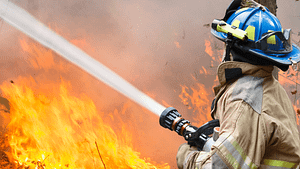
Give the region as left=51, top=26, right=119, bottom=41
left=211, top=61, right=274, bottom=119
left=217, top=61, right=274, bottom=86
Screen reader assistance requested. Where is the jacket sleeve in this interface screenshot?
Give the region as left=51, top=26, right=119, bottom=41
left=213, top=99, right=265, bottom=168
left=177, top=99, right=266, bottom=169
left=176, top=143, right=213, bottom=169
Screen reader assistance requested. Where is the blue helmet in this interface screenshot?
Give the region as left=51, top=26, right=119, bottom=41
left=211, top=1, right=300, bottom=69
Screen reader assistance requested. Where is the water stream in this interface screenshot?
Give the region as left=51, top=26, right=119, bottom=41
left=0, top=0, right=166, bottom=116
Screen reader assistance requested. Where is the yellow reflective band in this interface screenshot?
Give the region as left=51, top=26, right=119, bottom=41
left=267, top=30, right=276, bottom=44
left=245, top=25, right=255, bottom=41
left=263, top=159, right=298, bottom=168
left=220, top=135, right=258, bottom=169
left=224, top=153, right=239, bottom=169
left=236, top=7, right=249, bottom=14
left=231, top=20, right=240, bottom=28
left=230, top=137, right=258, bottom=169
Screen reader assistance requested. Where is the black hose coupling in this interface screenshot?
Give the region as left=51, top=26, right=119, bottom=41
left=159, top=107, right=191, bottom=136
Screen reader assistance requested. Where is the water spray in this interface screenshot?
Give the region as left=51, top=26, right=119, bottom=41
left=0, top=0, right=219, bottom=150
left=0, top=0, right=165, bottom=116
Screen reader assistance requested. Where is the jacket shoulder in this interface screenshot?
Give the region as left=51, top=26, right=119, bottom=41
left=230, top=75, right=264, bottom=114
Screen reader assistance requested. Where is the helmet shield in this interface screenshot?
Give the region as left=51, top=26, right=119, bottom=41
left=252, top=29, right=292, bottom=54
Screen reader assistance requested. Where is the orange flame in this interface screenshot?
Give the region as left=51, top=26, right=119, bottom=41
left=205, top=39, right=224, bottom=68
left=20, top=39, right=56, bottom=71
left=19, top=38, right=72, bottom=73
left=0, top=38, right=170, bottom=168
left=279, top=69, right=300, bottom=126
left=174, top=41, right=181, bottom=49
left=199, top=66, right=208, bottom=75
left=179, top=39, right=221, bottom=126
left=0, top=77, right=169, bottom=169
left=179, top=83, right=212, bottom=126
left=204, top=40, right=213, bottom=57
left=278, top=68, right=300, bottom=126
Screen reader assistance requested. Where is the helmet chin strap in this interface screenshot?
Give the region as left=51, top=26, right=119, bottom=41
left=224, top=45, right=231, bottom=62
left=223, top=33, right=235, bottom=62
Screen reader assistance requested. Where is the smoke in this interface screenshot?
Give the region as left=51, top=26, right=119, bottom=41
left=0, top=0, right=298, bottom=167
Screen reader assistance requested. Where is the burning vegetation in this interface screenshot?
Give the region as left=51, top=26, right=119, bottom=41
left=0, top=79, right=171, bottom=168
left=0, top=39, right=170, bottom=169
left=0, top=78, right=170, bottom=169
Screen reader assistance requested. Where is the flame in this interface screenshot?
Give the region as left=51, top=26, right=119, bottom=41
left=179, top=83, right=212, bottom=126
left=179, top=39, right=221, bottom=126
left=174, top=41, right=181, bottom=49
left=204, top=40, right=213, bottom=57
left=19, top=38, right=72, bottom=73
left=279, top=69, right=300, bottom=126
left=20, top=39, right=56, bottom=71
left=0, top=38, right=170, bottom=168
left=199, top=66, right=208, bottom=75
left=205, top=39, right=225, bottom=68
left=0, top=77, right=169, bottom=169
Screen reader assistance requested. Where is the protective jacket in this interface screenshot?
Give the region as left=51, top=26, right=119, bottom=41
left=177, top=61, right=300, bottom=169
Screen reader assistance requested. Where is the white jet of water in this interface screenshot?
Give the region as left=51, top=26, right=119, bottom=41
left=0, top=0, right=166, bottom=116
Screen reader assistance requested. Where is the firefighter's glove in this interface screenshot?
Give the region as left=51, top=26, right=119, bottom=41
left=176, top=143, right=198, bottom=169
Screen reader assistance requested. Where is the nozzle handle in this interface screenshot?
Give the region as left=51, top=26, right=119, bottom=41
left=159, top=107, right=220, bottom=151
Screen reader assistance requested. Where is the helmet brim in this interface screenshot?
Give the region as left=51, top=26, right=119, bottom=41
left=211, top=29, right=300, bottom=65
left=249, top=44, right=300, bottom=65
left=211, top=29, right=227, bottom=42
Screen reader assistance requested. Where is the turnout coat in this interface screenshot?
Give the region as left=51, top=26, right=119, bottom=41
left=177, top=61, right=300, bottom=169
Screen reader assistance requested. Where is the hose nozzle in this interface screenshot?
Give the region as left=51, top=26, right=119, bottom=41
left=159, top=107, right=220, bottom=150
left=159, top=107, right=194, bottom=136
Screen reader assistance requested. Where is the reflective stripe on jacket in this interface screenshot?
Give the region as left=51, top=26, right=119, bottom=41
left=177, top=61, right=300, bottom=169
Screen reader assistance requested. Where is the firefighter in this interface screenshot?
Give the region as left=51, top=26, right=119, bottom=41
left=176, top=0, right=300, bottom=168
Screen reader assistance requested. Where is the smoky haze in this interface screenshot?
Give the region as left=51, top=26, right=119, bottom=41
left=0, top=0, right=299, bottom=167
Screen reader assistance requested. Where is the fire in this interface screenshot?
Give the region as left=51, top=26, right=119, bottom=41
left=179, top=83, right=212, bottom=126
left=179, top=39, right=222, bottom=127
left=174, top=41, right=181, bottom=49
left=20, top=39, right=56, bottom=71
left=0, top=77, right=169, bottom=169
left=205, top=39, right=224, bottom=68
left=0, top=38, right=170, bottom=168
left=204, top=40, right=213, bottom=57
left=279, top=69, right=300, bottom=126
left=199, top=66, right=207, bottom=75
